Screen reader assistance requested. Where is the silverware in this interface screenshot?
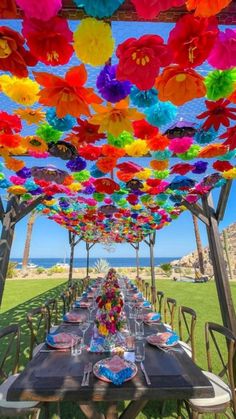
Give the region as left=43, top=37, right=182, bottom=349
left=157, top=345, right=182, bottom=354
left=81, top=363, right=89, bottom=387
left=84, top=362, right=93, bottom=386
left=140, top=362, right=151, bottom=386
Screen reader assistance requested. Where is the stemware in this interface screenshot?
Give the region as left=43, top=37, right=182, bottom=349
left=79, top=320, right=90, bottom=349
left=88, top=302, right=94, bottom=323
left=135, top=340, right=145, bottom=362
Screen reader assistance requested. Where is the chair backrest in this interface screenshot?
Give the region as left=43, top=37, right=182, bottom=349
left=45, top=298, right=58, bottom=331
left=0, top=324, right=20, bottom=381
left=141, top=279, right=145, bottom=293
left=178, top=305, right=197, bottom=361
left=164, top=297, right=177, bottom=329
left=26, top=306, right=49, bottom=360
left=60, top=290, right=71, bottom=316
left=205, top=322, right=236, bottom=413
left=156, top=291, right=164, bottom=315
left=68, top=284, right=78, bottom=303
left=144, top=282, right=150, bottom=301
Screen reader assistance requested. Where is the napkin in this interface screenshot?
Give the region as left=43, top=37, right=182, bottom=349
left=46, top=332, right=76, bottom=346
left=148, top=332, right=179, bottom=346
left=142, top=300, right=152, bottom=308
left=98, top=356, right=133, bottom=386
left=74, top=301, right=90, bottom=308
left=144, top=312, right=161, bottom=322
left=63, top=312, right=86, bottom=322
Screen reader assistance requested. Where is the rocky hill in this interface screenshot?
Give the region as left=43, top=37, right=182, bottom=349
left=172, top=223, right=236, bottom=279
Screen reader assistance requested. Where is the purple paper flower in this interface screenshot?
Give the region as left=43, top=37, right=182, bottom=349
left=96, top=65, right=131, bottom=103
left=16, top=167, right=32, bottom=178
left=66, top=157, right=86, bottom=172
left=192, top=161, right=208, bottom=174
left=82, top=185, right=95, bottom=194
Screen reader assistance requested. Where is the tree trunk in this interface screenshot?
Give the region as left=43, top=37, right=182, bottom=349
left=22, top=213, right=36, bottom=270
left=223, top=230, right=233, bottom=280
left=192, top=214, right=205, bottom=274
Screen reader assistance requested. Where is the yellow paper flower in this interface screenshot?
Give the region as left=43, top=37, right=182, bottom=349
left=136, top=168, right=152, bottom=180
left=14, top=108, right=45, bottom=125
left=222, top=168, right=236, bottom=179
left=23, top=136, right=48, bottom=152
left=0, top=76, right=39, bottom=106
left=89, top=99, right=144, bottom=137
left=73, top=18, right=115, bottom=67
left=69, top=182, right=82, bottom=192
left=125, top=139, right=149, bottom=157
left=10, top=145, right=27, bottom=155
left=7, top=185, right=27, bottom=195
left=44, top=199, right=56, bottom=206
left=132, top=204, right=142, bottom=210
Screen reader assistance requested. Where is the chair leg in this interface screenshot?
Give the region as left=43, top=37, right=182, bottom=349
left=160, top=401, right=166, bottom=417
left=191, top=411, right=199, bottom=419
left=177, top=400, right=182, bottom=419
left=31, top=410, right=40, bottom=419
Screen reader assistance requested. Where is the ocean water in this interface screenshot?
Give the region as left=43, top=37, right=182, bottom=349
left=11, top=257, right=176, bottom=269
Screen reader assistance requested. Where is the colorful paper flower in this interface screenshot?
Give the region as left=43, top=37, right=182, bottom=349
left=0, top=111, right=22, bottom=134
left=15, top=0, right=62, bottom=21
left=7, top=185, right=26, bottom=195
left=145, top=101, right=177, bottom=128
left=208, top=29, right=236, bottom=70
left=96, top=65, right=131, bottom=103
left=150, top=160, right=169, bottom=171
left=0, top=0, right=17, bottom=18
left=156, top=66, right=206, bottom=106
left=205, top=69, right=236, bottom=101
left=96, top=157, right=118, bottom=173
left=0, top=26, right=37, bottom=77
left=93, top=178, right=120, bottom=194
left=34, top=65, right=102, bottom=118
left=192, top=161, right=208, bottom=174
left=101, top=144, right=125, bottom=158
left=194, top=127, right=217, bottom=144
left=198, top=143, right=228, bottom=158
left=152, top=149, right=172, bottom=160
left=186, top=0, right=232, bottom=17
left=5, top=156, right=25, bottom=171
left=73, top=18, right=114, bottom=67
left=197, top=99, right=236, bottom=130
left=14, top=108, right=45, bottom=125
left=169, top=137, right=193, bottom=154
left=0, top=133, right=22, bottom=149
left=125, top=139, right=149, bottom=157
left=36, top=124, right=62, bottom=144
left=220, top=127, right=236, bottom=150
left=46, top=108, right=76, bottom=132
left=89, top=99, right=144, bottom=137
left=23, top=136, right=48, bottom=153
left=67, top=118, right=105, bottom=147
left=78, top=145, right=102, bottom=160
left=177, top=145, right=201, bottom=160
left=131, top=0, right=185, bottom=19
left=170, top=163, right=194, bottom=175
left=116, top=34, right=171, bottom=91
left=133, top=120, right=158, bottom=139
left=222, top=167, right=236, bottom=179
left=0, top=76, right=40, bottom=105
left=66, top=157, right=87, bottom=172
left=146, top=133, right=170, bottom=151
left=168, top=14, right=218, bottom=68
left=107, top=131, right=134, bottom=148
left=22, top=17, right=73, bottom=66
left=74, top=0, right=125, bottom=18
left=213, top=160, right=233, bottom=172
left=130, top=87, right=158, bottom=108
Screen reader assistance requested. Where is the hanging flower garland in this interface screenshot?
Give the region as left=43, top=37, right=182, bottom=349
left=96, top=65, right=131, bottom=103
left=185, top=0, right=233, bottom=17
left=73, top=0, right=125, bottom=18
left=15, top=0, right=62, bottom=21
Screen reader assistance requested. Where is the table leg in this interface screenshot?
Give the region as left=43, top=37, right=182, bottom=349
left=79, top=402, right=105, bottom=419
left=119, top=400, right=148, bottom=419
left=106, top=402, right=118, bottom=419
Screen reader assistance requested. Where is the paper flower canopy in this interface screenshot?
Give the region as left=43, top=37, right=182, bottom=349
left=168, top=15, right=218, bottom=68
left=186, top=0, right=232, bottom=17
left=67, top=118, right=105, bottom=146
left=22, top=17, right=73, bottom=66
left=156, top=66, right=206, bottom=106
left=96, top=65, right=131, bottom=104
left=73, top=18, right=114, bottom=67
left=208, top=29, right=236, bottom=70
left=89, top=99, right=144, bottom=137
left=74, top=0, right=125, bottom=18
left=16, top=0, right=62, bottom=21
left=0, top=26, right=37, bottom=77
left=33, top=65, right=102, bottom=118
left=0, top=75, right=40, bottom=106
left=14, top=108, right=45, bottom=125
left=0, top=0, right=17, bottom=18
left=197, top=99, right=236, bottom=130
left=131, top=0, right=185, bottom=19
left=116, top=35, right=171, bottom=91
left=205, top=69, right=236, bottom=101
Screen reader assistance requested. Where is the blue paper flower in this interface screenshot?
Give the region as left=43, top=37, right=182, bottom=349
left=194, top=127, right=217, bottom=144
left=145, top=101, right=177, bottom=128
left=96, top=65, right=131, bottom=103
left=90, top=164, right=105, bottom=178
left=152, top=150, right=172, bottom=161
left=192, top=161, right=208, bottom=174
left=0, top=179, right=10, bottom=188
left=66, top=157, right=86, bottom=172
left=46, top=108, right=76, bottom=132
left=169, top=176, right=196, bottom=190
left=130, top=86, right=158, bottom=108
left=74, top=0, right=125, bottom=18
left=16, top=167, right=32, bottom=179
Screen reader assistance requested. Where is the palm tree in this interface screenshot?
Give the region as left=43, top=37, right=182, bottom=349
left=22, top=211, right=37, bottom=270
left=192, top=214, right=205, bottom=274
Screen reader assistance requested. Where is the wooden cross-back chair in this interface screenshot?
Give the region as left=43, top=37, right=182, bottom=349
left=68, top=283, right=78, bottom=303
left=178, top=306, right=197, bottom=362
left=45, top=298, right=58, bottom=333
left=0, top=324, right=41, bottom=417
left=164, top=297, right=177, bottom=330
left=60, top=290, right=72, bottom=316
left=141, top=279, right=145, bottom=293
left=26, top=306, right=49, bottom=360
left=187, top=322, right=236, bottom=418
left=156, top=291, right=164, bottom=315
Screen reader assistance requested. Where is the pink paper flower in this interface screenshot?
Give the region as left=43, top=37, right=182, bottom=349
left=208, top=29, right=236, bottom=70
left=16, top=0, right=62, bottom=21
left=169, top=137, right=193, bottom=154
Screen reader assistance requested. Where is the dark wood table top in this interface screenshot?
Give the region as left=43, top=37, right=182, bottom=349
left=7, top=305, right=214, bottom=403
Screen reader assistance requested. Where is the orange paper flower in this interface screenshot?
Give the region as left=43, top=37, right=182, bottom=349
left=34, top=65, right=102, bottom=118
left=101, top=144, right=125, bottom=158
left=146, top=133, right=170, bottom=151
left=89, top=99, right=144, bottom=137
left=186, top=0, right=232, bottom=17
left=0, top=0, right=17, bottom=18
left=23, top=136, right=48, bottom=152
left=150, top=160, right=169, bottom=170
left=96, top=156, right=118, bottom=173
left=156, top=66, right=206, bottom=106
left=14, top=107, right=46, bottom=125
left=198, top=143, right=229, bottom=158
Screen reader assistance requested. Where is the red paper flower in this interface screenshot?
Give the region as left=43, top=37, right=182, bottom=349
left=0, top=111, right=22, bottom=134
left=168, top=14, right=218, bottom=68
left=116, top=171, right=135, bottom=182
left=78, top=145, right=102, bottom=160
left=93, top=178, right=120, bottom=194
left=0, top=0, right=17, bottom=18
left=0, top=133, right=22, bottom=148
left=197, top=99, right=236, bottom=130
left=96, top=156, right=118, bottom=173
left=67, top=118, right=105, bottom=146
left=146, top=133, right=170, bottom=151
left=170, top=163, right=194, bottom=175
left=34, top=65, right=102, bottom=118
left=212, top=160, right=233, bottom=172
left=146, top=179, right=161, bottom=187
left=116, top=161, right=142, bottom=173
left=116, top=35, right=171, bottom=90
left=133, top=120, right=158, bottom=139
left=131, top=0, right=185, bottom=19
left=101, top=144, right=125, bottom=158
left=220, top=126, right=236, bottom=150
left=0, top=26, right=37, bottom=77
left=22, top=17, right=73, bottom=66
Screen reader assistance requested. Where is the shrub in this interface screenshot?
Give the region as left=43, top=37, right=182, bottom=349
left=160, top=263, right=173, bottom=277
left=36, top=267, right=45, bottom=274
left=50, top=265, right=65, bottom=274
left=93, top=259, right=110, bottom=274
left=7, top=262, right=18, bottom=278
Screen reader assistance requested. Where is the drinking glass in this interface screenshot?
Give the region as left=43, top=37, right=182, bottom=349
left=135, top=340, right=145, bottom=362
left=88, top=303, right=94, bottom=323
left=135, top=319, right=144, bottom=340
left=128, top=301, right=135, bottom=318
left=79, top=321, right=90, bottom=349
left=71, top=339, right=82, bottom=356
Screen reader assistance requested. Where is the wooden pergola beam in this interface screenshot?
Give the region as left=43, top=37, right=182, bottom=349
left=12, top=195, right=46, bottom=225
left=216, top=179, right=233, bottom=222
left=0, top=196, right=4, bottom=223
left=182, top=200, right=209, bottom=226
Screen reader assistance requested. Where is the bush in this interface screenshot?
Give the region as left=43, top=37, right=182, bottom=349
left=50, top=265, right=65, bottom=274
left=93, top=259, right=110, bottom=274
left=7, top=262, right=18, bottom=278
left=36, top=267, right=45, bottom=274
left=160, top=263, right=173, bottom=277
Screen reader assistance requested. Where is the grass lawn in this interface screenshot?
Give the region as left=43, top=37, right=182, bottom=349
left=0, top=278, right=235, bottom=418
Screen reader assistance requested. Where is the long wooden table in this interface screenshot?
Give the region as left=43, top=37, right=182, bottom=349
left=7, top=302, right=214, bottom=419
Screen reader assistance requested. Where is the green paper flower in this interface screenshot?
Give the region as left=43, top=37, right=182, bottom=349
left=36, top=123, right=62, bottom=143
left=153, top=170, right=170, bottom=179
left=93, top=192, right=105, bottom=202
left=205, top=69, right=236, bottom=101
left=73, top=170, right=90, bottom=182
left=108, top=131, right=134, bottom=148
left=177, top=145, right=201, bottom=161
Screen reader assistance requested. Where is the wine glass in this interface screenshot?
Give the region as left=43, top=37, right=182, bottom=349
left=88, top=302, right=94, bottom=323
left=79, top=320, right=90, bottom=349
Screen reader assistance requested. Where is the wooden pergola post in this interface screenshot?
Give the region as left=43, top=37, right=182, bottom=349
left=182, top=180, right=236, bottom=335
left=144, top=232, right=156, bottom=305
left=68, top=232, right=82, bottom=285
left=130, top=242, right=140, bottom=279
left=0, top=194, right=45, bottom=307
left=85, top=242, right=95, bottom=277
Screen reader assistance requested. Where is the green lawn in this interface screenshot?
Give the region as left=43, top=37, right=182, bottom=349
left=0, top=278, right=235, bottom=418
